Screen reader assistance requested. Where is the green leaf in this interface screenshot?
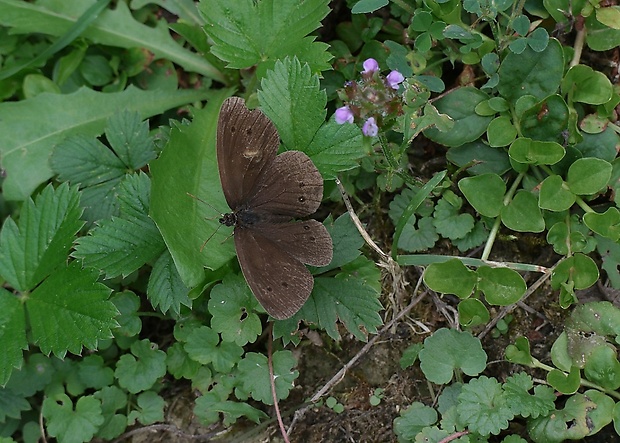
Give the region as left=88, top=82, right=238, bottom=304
left=42, top=394, right=104, bottom=443
left=208, top=274, right=263, bottom=346
left=114, top=339, right=167, bottom=394
left=201, top=0, right=331, bottom=75
left=457, top=376, right=513, bottom=436
left=566, top=158, right=613, bottom=195
left=259, top=57, right=326, bottom=151
left=166, top=342, right=202, bottom=380
left=0, top=183, right=83, bottom=291
left=486, top=115, right=517, bottom=147
left=77, top=355, right=114, bottom=390
left=398, top=217, right=439, bottom=252
left=501, top=190, right=545, bottom=232
left=236, top=351, right=299, bottom=405
left=93, top=386, right=127, bottom=440
left=459, top=173, right=506, bottom=217
left=393, top=402, right=438, bottom=441
left=458, top=298, right=490, bottom=327
left=584, top=207, right=620, bottom=241
left=519, top=95, right=569, bottom=143
left=0, top=387, right=31, bottom=421
left=446, top=141, right=512, bottom=175
left=316, top=213, right=364, bottom=272
left=419, top=328, right=487, bottom=384
left=27, top=261, right=117, bottom=358
left=562, top=64, right=614, bottom=105
left=424, top=87, right=492, bottom=147
left=150, top=91, right=233, bottom=289
left=127, top=391, right=165, bottom=425
left=73, top=173, right=166, bottom=278
left=146, top=250, right=192, bottom=316
left=0, top=0, right=222, bottom=81
left=539, top=175, right=576, bottom=211
left=505, top=336, right=534, bottom=366
left=306, top=119, right=365, bottom=178
left=110, top=291, right=142, bottom=338
left=432, top=192, right=475, bottom=240
left=0, top=289, right=27, bottom=385
left=508, top=137, right=565, bottom=165
left=0, top=85, right=211, bottom=200
left=547, top=365, right=581, bottom=394
left=583, top=345, right=620, bottom=390
left=424, top=259, right=477, bottom=299
left=399, top=343, right=424, bottom=369
left=477, top=266, right=526, bottom=306
left=503, top=372, right=555, bottom=419
left=497, top=38, right=564, bottom=102
left=551, top=253, right=599, bottom=291
left=351, top=0, right=389, bottom=13
left=184, top=326, right=244, bottom=373
left=528, top=391, right=595, bottom=441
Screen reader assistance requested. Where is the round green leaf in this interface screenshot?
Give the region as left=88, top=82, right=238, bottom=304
left=547, top=366, right=581, bottom=394
left=505, top=336, right=533, bottom=365
left=487, top=116, right=517, bottom=147
left=551, top=253, right=599, bottom=290
left=423, top=259, right=477, bottom=298
left=566, top=157, right=612, bottom=195
left=562, top=64, right=614, bottom=105
left=538, top=175, right=575, bottom=211
left=584, top=346, right=620, bottom=390
left=477, top=266, right=527, bottom=305
left=519, top=95, right=569, bottom=143
left=501, top=190, right=545, bottom=232
left=424, top=87, right=493, bottom=147
left=509, top=137, right=565, bottom=165
left=583, top=207, right=620, bottom=241
left=458, top=173, right=506, bottom=217
left=458, top=298, right=490, bottom=327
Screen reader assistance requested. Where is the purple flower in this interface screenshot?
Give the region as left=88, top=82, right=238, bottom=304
left=362, top=117, right=378, bottom=137
left=335, top=106, right=354, bottom=124
left=362, top=58, right=379, bottom=74
left=386, top=70, right=405, bottom=89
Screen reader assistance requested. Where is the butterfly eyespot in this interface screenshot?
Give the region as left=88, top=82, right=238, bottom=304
left=303, top=225, right=310, bottom=230
left=230, top=126, right=236, bottom=134
left=298, top=182, right=305, bottom=188
left=266, top=286, right=273, bottom=292
left=281, top=281, right=289, bottom=288
left=298, top=196, right=305, bottom=202
left=309, top=236, right=316, bottom=241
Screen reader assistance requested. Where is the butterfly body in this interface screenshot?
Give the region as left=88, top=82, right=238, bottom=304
left=216, top=97, right=333, bottom=319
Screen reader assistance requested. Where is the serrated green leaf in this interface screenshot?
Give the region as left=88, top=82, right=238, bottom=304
left=400, top=343, right=424, bottom=369
left=127, top=391, right=164, bottom=425
left=423, top=259, right=477, bottom=298
left=393, top=402, right=438, bottom=441
left=114, top=339, right=167, bottom=394
left=433, top=193, right=475, bottom=239
left=166, top=342, right=202, bottom=380
left=398, top=216, right=439, bottom=252
left=503, top=372, right=555, bottom=418
left=27, top=261, right=117, bottom=358
left=306, top=119, right=365, bottom=178
left=288, top=270, right=383, bottom=342
left=73, top=173, right=165, bottom=278
left=146, top=250, right=192, bottom=316
left=0, top=183, right=83, bottom=291
left=77, top=355, right=114, bottom=390
left=457, top=376, right=513, bottom=436
left=201, top=0, right=331, bottom=75
left=208, top=274, right=262, bottom=346
left=150, top=91, right=233, bottom=289
left=0, top=290, right=27, bottom=386
left=0, top=85, right=212, bottom=200
left=419, top=328, right=487, bottom=384
left=93, top=386, right=128, bottom=440
left=236, top=351, right=298, bottom=405
left=258, top=57, right=326, bottom=151
left=0, top=387, right=31, bottom=422
left=42, top=394, right=104, bottom=443
left=315, top=213, right=364, bottom=272
left=184, top=326, right=244, bottom=373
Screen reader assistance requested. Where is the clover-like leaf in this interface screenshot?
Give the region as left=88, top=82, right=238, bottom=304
left=110, top=291, right=142, bottom=338
left=584, top=207, right=620, bottom=241
left=501, top=190, right=545, bottom=232
left=566, top=157, right=613, bottom=195
left=424, top=259, right=477, bottom=299
left=209, top=274, right=262, bottom=346
left=93, top=386, right=128, bottom=440
left=42, top=394, right=104, bottom=443
left=539, top=175, right=576, bottom=211
left=114, top=339, right=167, bottom=394
left=419, top=328, right=487, bottom=384
left=459, top=173, right=506, bottom=217
left=457, top=376, right=513, bottom=436
left=477, top=266, right=526, bottom=306
left=547, top=366, right=581, bottom=394
left=184, top=326, right=244, bottom=373
left=236, top=351, right=298, bottom=405
left=127, top=391, right=164, bottom=425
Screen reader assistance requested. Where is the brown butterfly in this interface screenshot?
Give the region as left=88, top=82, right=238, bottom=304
left=216, top=97, right=333, bottom=319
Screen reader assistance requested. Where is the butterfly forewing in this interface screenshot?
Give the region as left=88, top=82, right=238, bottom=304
left=253, top=220, right=333, bottom=267
left=217, top=97, right=280, bottom=210
left=247, top=151, right=324, bottom=217
left=234, top=227, right=314, bottom=319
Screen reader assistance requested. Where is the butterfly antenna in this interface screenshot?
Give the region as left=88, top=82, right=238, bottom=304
left=200, top=223, right=224, bottom=252
left=186, top=192, right=223, bottom=215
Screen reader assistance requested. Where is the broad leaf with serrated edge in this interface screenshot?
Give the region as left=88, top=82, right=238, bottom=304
left=73, top=173, right=165, bottom=278
left=0, top=290, right=27, bottom=385
left=200, top=0, right=331, bottom=75
left=236, top=351, right=298, bottom=405
left=146, top=250, right=192, bottom=316
left=27, top=262, right=118, bottom=358
left=0, top=183, right=83, bottom=292
left=114, top=339, right=167, bottom=394
left=42, top=394, right=104, bottom=443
